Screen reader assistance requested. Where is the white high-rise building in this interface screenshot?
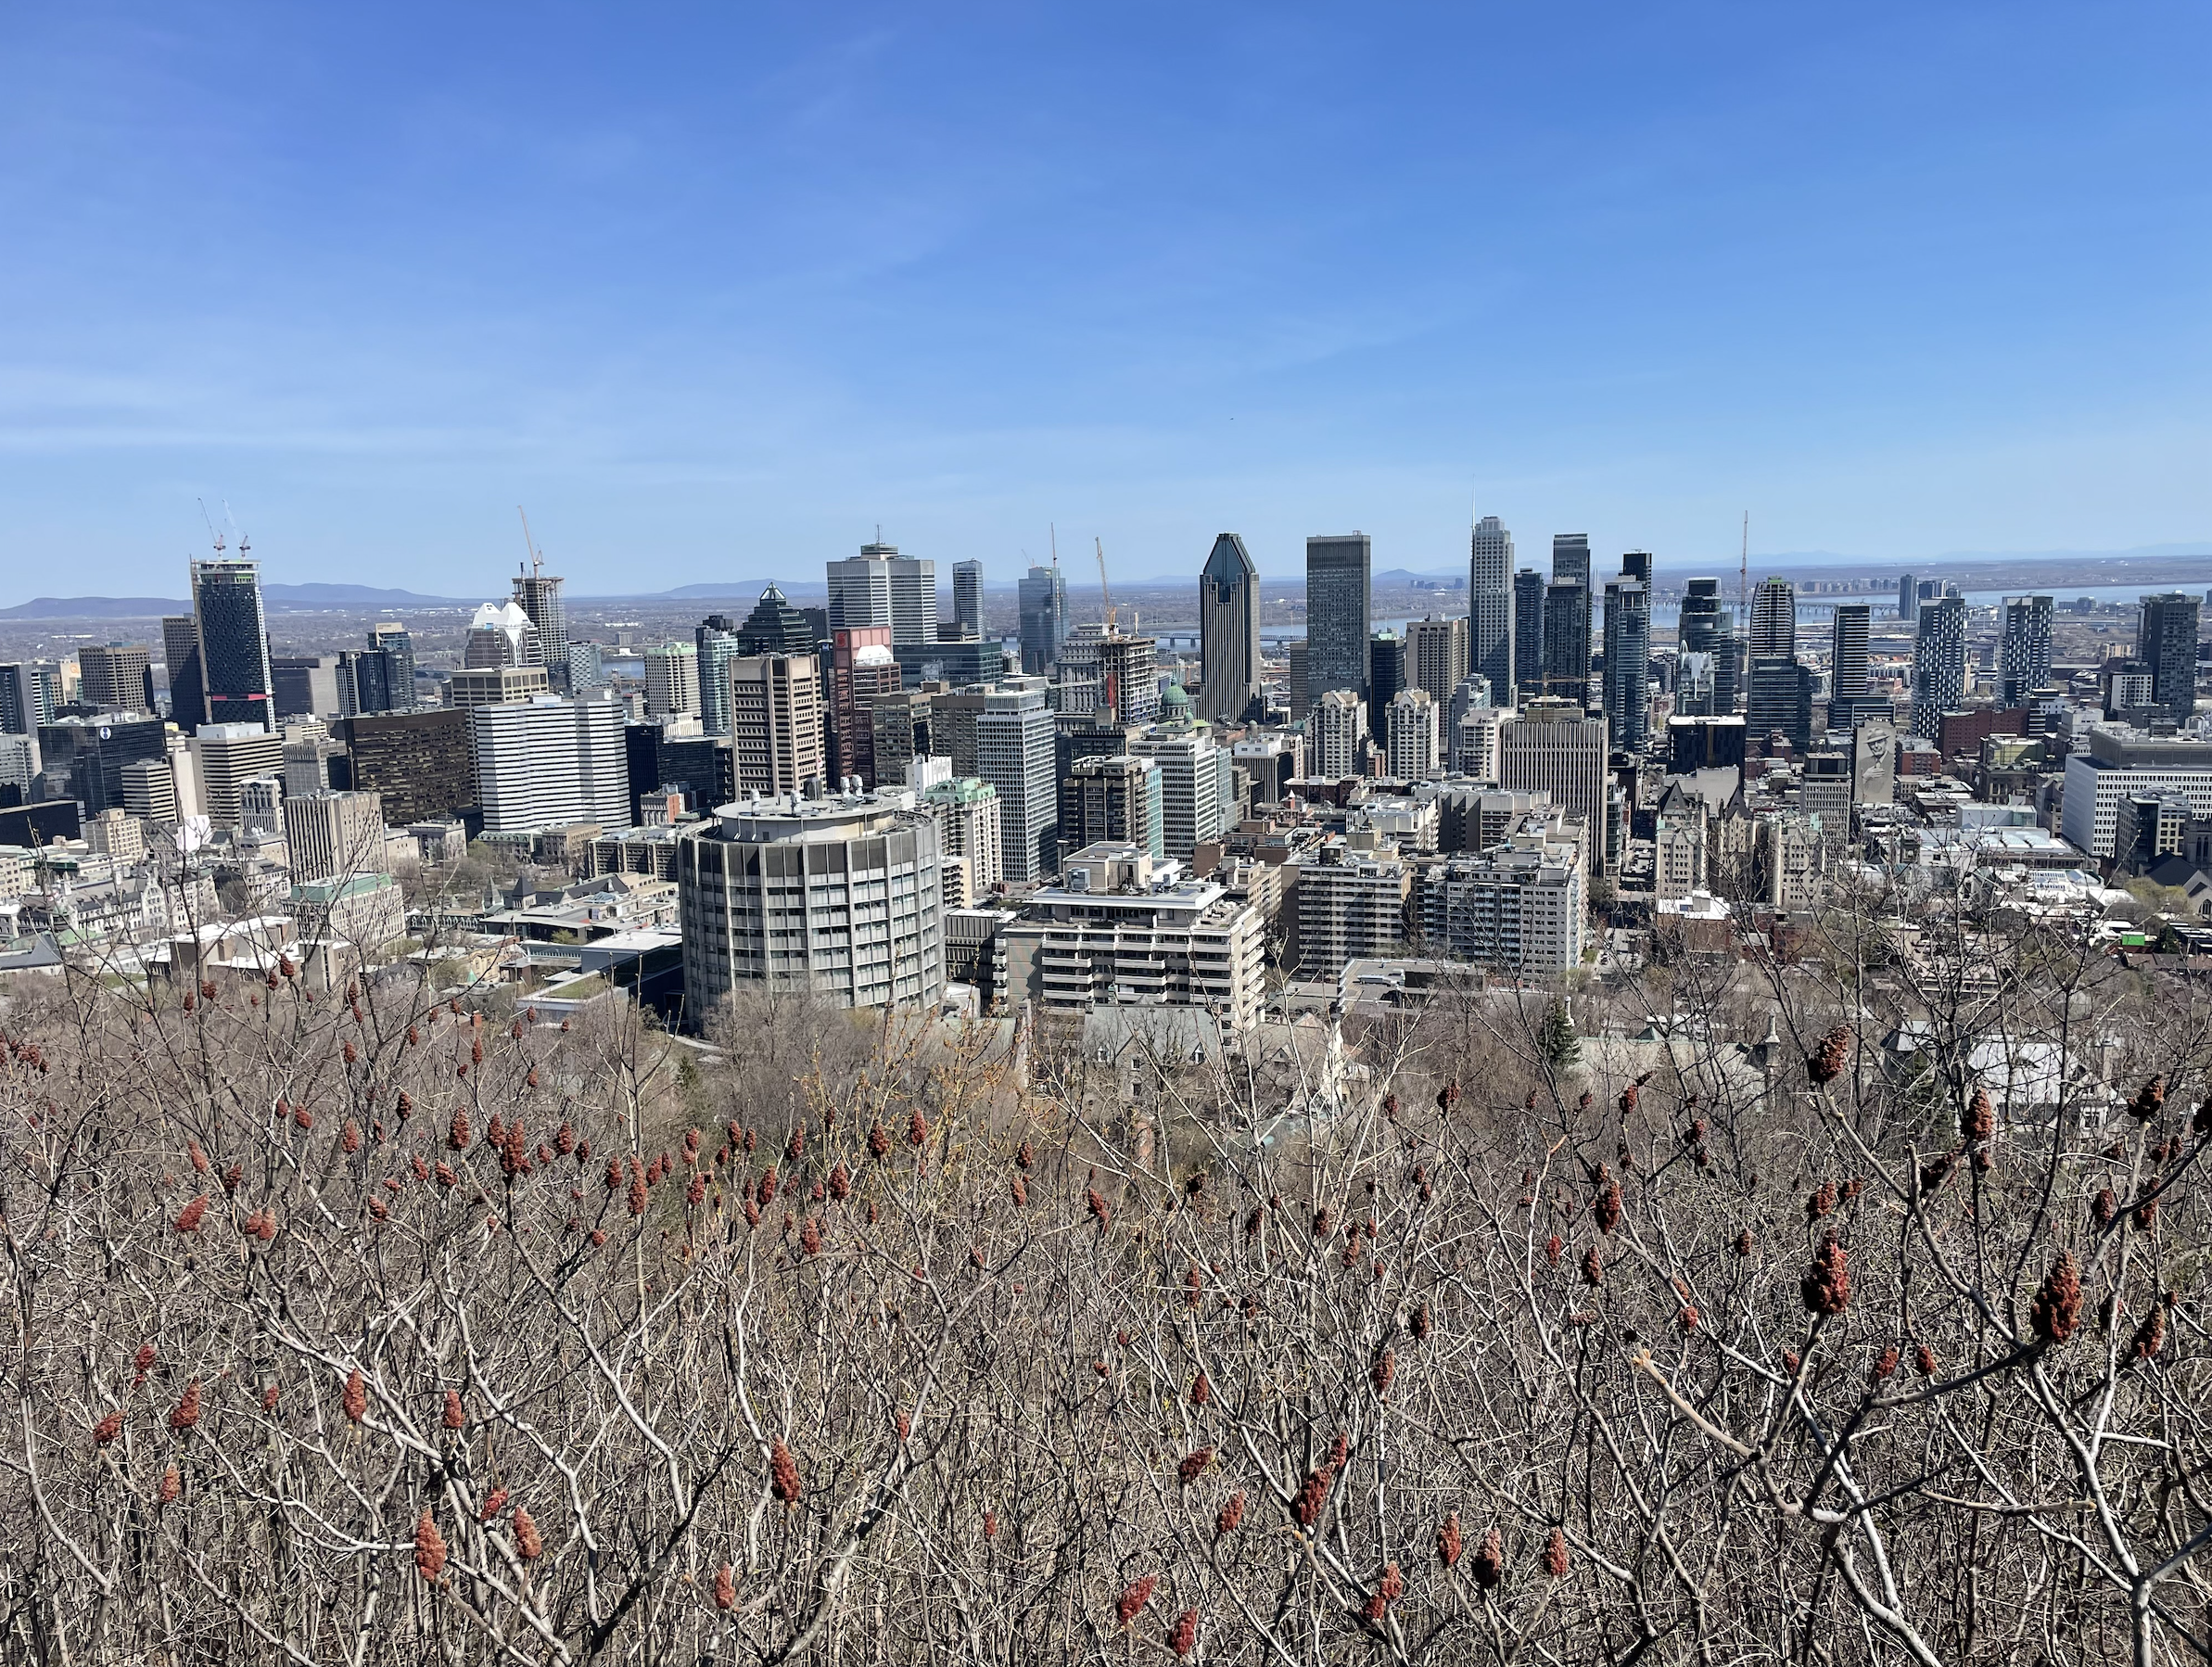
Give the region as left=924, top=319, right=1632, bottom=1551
left=976, top=678, right=1058, bottom=882
left=2060, top=727, right=2212, bottom=857
left=1130, top=726, right=1227, bottom=859
left=192, top=723, right=286, bottom=831
left=827, top=542, right=937, bottom=646
left=1309, top=689, right=1365, bottom=780
left=1385, top=687, right=1442, bottom=780
left=643, top=643, right=701, bottom=719
left=471, top=699, right=632, bottom=834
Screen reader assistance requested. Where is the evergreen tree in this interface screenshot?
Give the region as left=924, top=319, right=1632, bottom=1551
left=1538, top=996, right=1581, bottom=1072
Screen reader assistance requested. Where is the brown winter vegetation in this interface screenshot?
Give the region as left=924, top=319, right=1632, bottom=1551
left=0, top=886, right=2209, bottom=1664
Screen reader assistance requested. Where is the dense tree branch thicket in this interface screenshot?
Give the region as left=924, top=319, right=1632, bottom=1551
left=1, top=889, right=2208, bottom=1664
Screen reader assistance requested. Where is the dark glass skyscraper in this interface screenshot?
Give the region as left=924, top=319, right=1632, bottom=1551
left=1826, top=603, right=1887, bottom=729
left=35, top=714, right=165, bottom=815
left=162, top=615, right=205, bottom=731
left=735, top=583, right=816, bottom=655
left=1017, top=564, right=1067, bottom=675
left=2137, top=592, right=2198, bottom=725
left=190, top=557, right=274, bottom=732
left=1602, top=579, right=1651, bottom=750
left=952, top=559, right=984, bottom=639
left=1830, top=604, right=1871, bottom=701
left=1306, top=533, right=1372, bottom=706
left=1543, top=579, right=1588, bottom=706
left=1997, top=594, right=2053, bottom=706
left=1512, top=569, right=1545, bottom=701
left=1367, top=630, right=1405, bottom=715
left=1676, top=578, right=1738, bottom=715
left=1551, top=534, right=1591, bottom=589
left=1197, top=533, right=1262, bottom=723
left=368, top=623, right=415, bottom=708
left=1547, top=537, right=1592, bottom=705
left=1749, top=577, right=1797, bottom=660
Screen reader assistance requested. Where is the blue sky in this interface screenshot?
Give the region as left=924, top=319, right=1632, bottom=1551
left=1, top=3, right=2206, bottom=601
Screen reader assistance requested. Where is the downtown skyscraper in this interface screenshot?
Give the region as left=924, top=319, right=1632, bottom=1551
left=1197, top=532, right=1262, bottom=723
left=1469, top=515, right=1514, bottom=700
left=1512, top=568, right=1545, bottom=698
left=1016, top=563, right=1067, bottom=674
left=190, top=554, right=275, bottom=732
left=1998, top=594, right=2053, bottom=706
left=1827, top=603, right=1885, bottom=728
left=1546, top=536, right=1592, bottom=706
left=1307, top=533, right=1372, bottom=710
left=1749, top=577, right=1797, bottom=660
left=1602, top=577, right=1651, bottom=751
left=827, top=542, right=935, bottom=645
left=951, top=559, right=984, bottom=639
left=1911, top=594, right=1967, bottom=738
left=1676, top=578, right=1737, bottom=715
left=2137, top=592, right=2200, bottom=726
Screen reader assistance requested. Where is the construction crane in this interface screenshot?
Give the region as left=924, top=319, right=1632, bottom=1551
left=1738, top=511, right=1749, bottom=631
left=1095, top=537, right=1117, bottom=635
left=197, top=498, right=226, bottom=555
left=518, top=505, right=544, bottom=579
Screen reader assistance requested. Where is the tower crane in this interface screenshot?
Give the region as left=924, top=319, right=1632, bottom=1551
left=1095, top=537, right=1117, bottom=634
left=518, top=505, right=545, bottom=579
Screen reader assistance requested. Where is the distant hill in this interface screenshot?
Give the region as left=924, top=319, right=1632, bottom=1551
left=0, top=595, right=191, bottom=619
left=1, top=584, right=469, bottom=619
left=261, top=583, right=469, bottom=609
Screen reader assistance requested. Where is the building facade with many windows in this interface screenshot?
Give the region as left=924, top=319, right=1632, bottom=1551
left=471, top=699, right=632, bottom=835
left=1418, top=808, right=1585, bottom=975
left=678, top=791, right=945, bottom=1022
left=997, top=843, right=1265, bottom=1030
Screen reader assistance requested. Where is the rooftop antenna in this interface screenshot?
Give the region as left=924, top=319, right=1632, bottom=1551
left=197, top=499, right=226, bottom=555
